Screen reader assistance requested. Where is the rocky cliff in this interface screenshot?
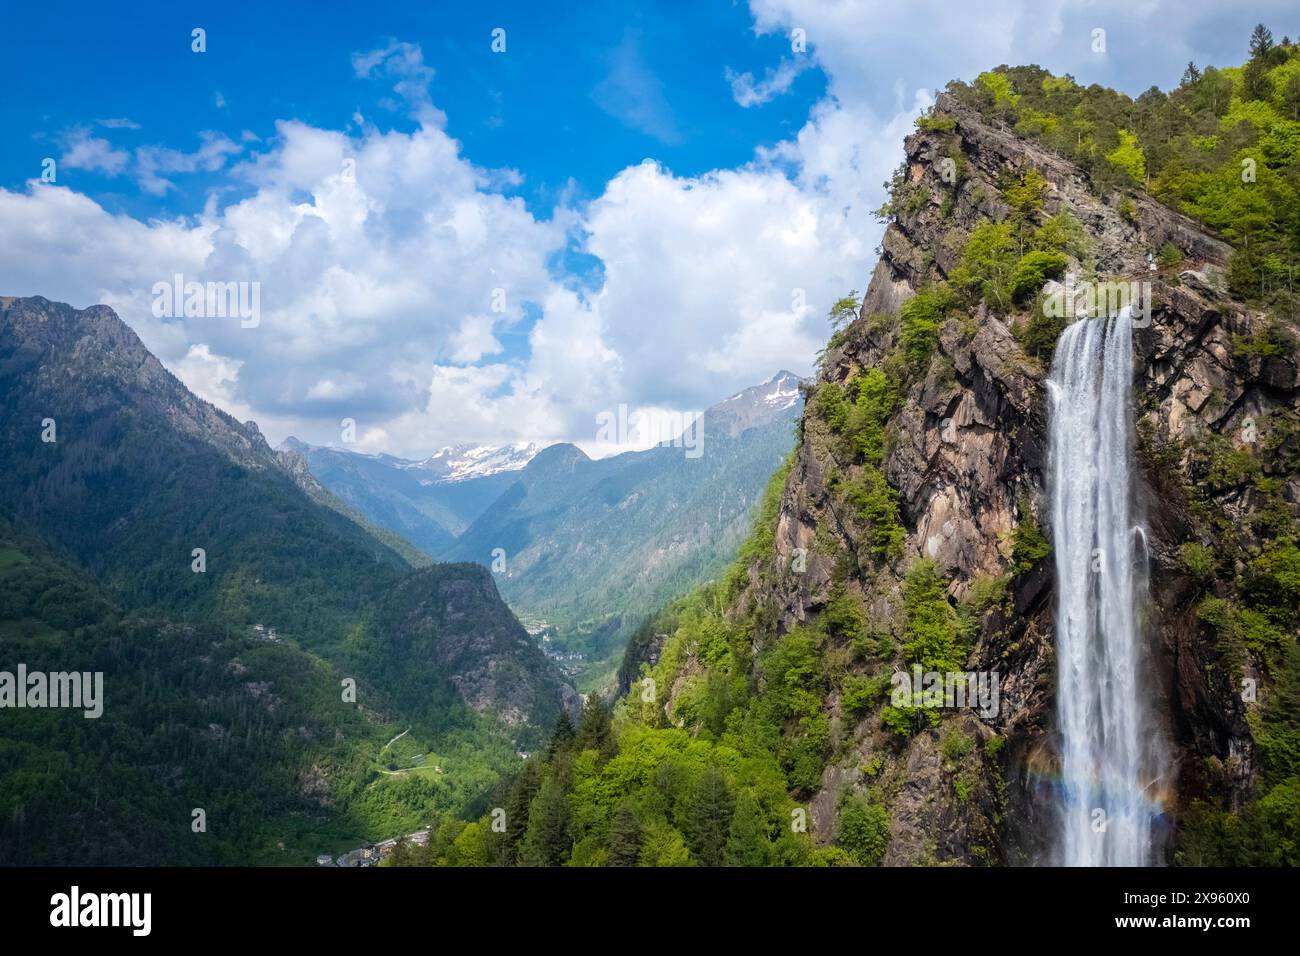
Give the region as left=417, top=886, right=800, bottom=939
left=627, top=87, right=1298, bottom=865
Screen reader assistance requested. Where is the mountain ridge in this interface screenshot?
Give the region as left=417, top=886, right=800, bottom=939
left=0, top=294, right=577, bottom=861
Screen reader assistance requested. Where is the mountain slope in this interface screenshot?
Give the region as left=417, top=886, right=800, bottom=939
left=0, top=296, right=575, bottom=861
left=444, top=372, right=803, bottom=681
left=0, top=512, right=438, bottom=865
left=280, top=437, right=523, bottom=553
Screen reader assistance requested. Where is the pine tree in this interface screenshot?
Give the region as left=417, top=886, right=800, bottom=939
left=686, top=764, right=734, bottom=867
left=1180, top=61, right=1200, bottom=86
left=724, top=790, right=773, bottom=866
left=545, top=710, right=576, bottom=760
left=1249, top=23, right=1274, bottom=59
left=520, top=775, right=571, bottom=867
left=575, top=693, right=613, bottom=755
left=503, top=759, right=541, bottom=863
left=607, top=799, right=643, bottom=866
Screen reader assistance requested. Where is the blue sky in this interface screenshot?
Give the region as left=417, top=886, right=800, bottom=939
left=4, top=1, right=820, bottom=221
left=1, top=1, right=1294, bottom=456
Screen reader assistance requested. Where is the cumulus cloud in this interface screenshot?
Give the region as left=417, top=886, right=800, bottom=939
left=4, top=3, right=1289, bottom=457
left=580, top=159, right=867, bottom=411
left=448, top=314, right=503, bottom=364
left=174, top=343, right=245, bottom=410
left=0, top=97, right=568, bottom=455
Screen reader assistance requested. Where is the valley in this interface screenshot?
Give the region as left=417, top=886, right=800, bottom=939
left=1, top=19, right=1297, bottom=872
left=288, top=371, right=804, bottom=689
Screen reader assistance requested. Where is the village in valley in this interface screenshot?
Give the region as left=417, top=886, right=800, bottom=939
left=317, top=829, right=431, bottom=867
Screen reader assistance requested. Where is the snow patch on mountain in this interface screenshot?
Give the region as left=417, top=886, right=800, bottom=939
left=409, top=442, right=541, bottom=482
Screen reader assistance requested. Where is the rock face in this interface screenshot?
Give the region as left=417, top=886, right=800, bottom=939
left=719, top=93, right=1297, bottom=864
left=378, top=563, right=581, bottom=728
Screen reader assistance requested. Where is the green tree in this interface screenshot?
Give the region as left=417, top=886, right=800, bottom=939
left=949, top=222, right=1019, bottom=309
left=902, top=559, right=965, bottom=673
left=836, top=794, right=890, bottom=865
left=607, top=799, right=643, bottom=867
left=724, top=790, right=773, bottom=866
left=503, top=759, right=541, bottom=862
left=1003, top=168, right=1049, bottom=232
left=520, top=775, right=571, bottom=867
left=828, top=290, right=861, bottom=330
left=545, top=710, right=576, bottom=759
left=686, top=764, right=735, bottom=866
left=1106, top=129, right=1147, bottom=183
left=575, top=693, right=613, bottom=756
left=1249, top=23, right=1274, bottom=59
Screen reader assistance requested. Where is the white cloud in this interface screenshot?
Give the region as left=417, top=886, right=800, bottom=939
left=0, top=91, right=567, bottom=456
left=579, top=159, right=868, bottom=411
left=352, top=40, right=443, bottom=126
left=135, top=131, right=244, bottom=195
left=306, top=377, right=363, bottom=401
left=5, top=6, right=1290, bottom=458
left=726, top=58, right=809, bottom=107
left=173, top=343, right=245, bottom=410
left=60, top=128, right=130, bottom=176
left=448, top=314, right=503, bottom=364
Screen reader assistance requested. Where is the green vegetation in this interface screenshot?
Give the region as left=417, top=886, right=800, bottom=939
left=915, top=114, right=957, bottom=134
left=835, top=793, right=890, bottom=865
left=1174, top=405, right=1300, bottom=863
left=394, top=426, right=911, bottom=866
left=829, top=290, right=861, bottom=330
left=1011, top=508, right=1051, bottom=574
left=1179, top=541, right=1217, bottom=580
left=954, top=28, right=1300, bottom=308
left=901, top=559, right=966, bottom=674
left=949, top=222, right=1019, bottom=311
left=0, top=516, right=517, bottom=864
left=899, top=285, right=956, bottom=369
left=815, top=371, right=907, bottom=564
left=1008, top=250, right=1068, bottom=303
left=1106, top=129, right=1147, bottom=183
left=1178, top=639, right=1300, bottom=865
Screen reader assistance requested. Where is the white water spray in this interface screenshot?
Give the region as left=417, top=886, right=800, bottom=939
left=1047, top=308, right=1166, bottom=866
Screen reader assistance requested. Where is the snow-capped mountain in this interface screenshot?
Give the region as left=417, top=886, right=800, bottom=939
left=706, top=370, right=804, bottom=437
left=408, top=441, right=542, bottom=482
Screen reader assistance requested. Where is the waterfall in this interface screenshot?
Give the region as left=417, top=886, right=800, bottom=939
left=1047, top=307, right=1165, bottom=866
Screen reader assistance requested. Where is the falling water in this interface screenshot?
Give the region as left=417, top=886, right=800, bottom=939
left=1047, top=307, right=1165, bottom=866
